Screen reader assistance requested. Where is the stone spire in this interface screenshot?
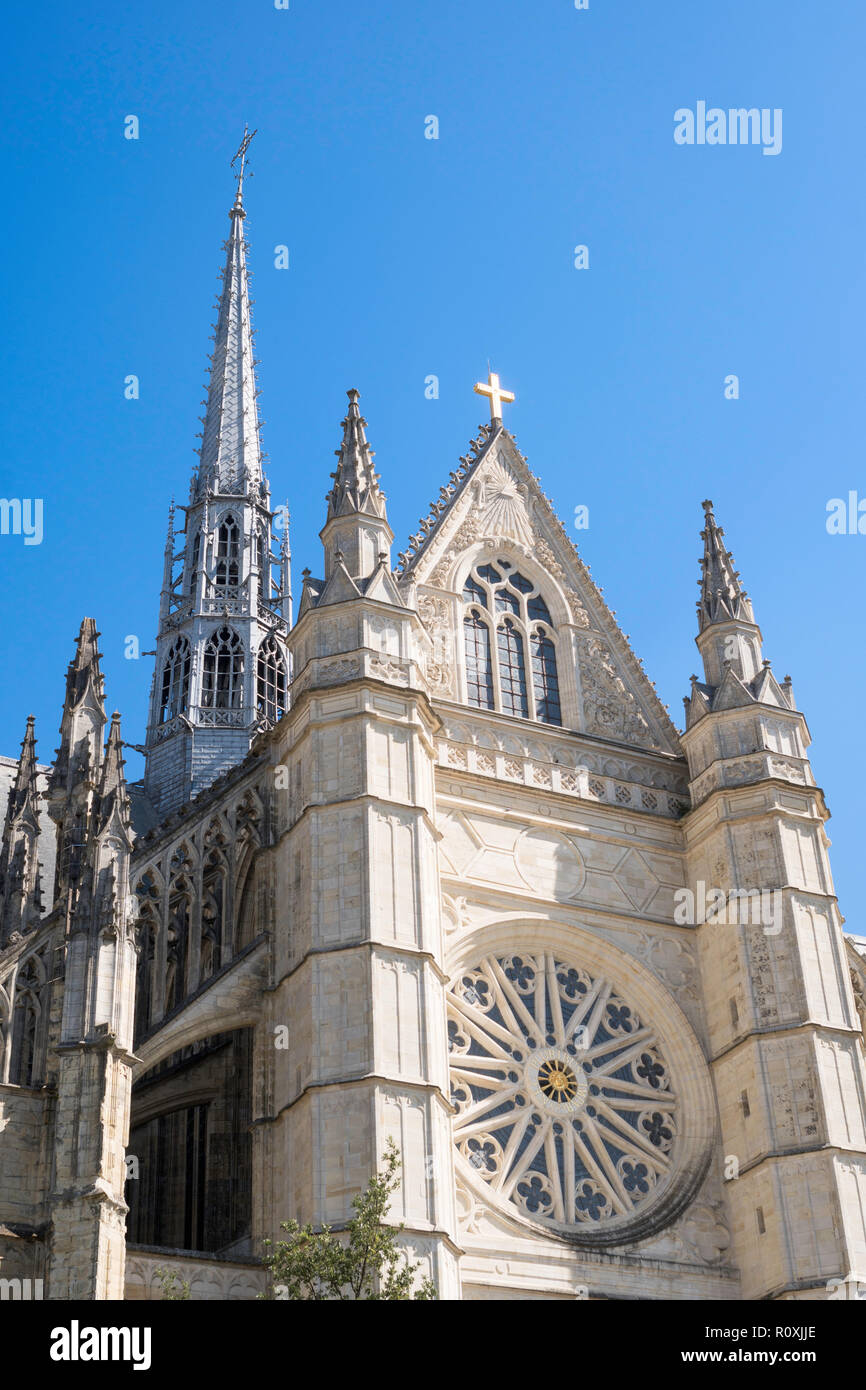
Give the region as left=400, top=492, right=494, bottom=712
left=692, top=500, right=763, bottom=690
left=195, top=151, right=262, bottom=497
left=320, top=389, right=393, bottom=582
left=696, top=499, right=755, bottom=632
left=143, top=144, right=291, bottom=820
left=0, top=715, right=43, bottom=944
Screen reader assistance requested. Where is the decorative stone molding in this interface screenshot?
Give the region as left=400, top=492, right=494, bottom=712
left=436, top=740, right=687, bottom=820
left=368, top=656, right=410, bottom=686
left=690, top=751, right=814, bottom=804
left=315, top=656, right=361, bottom=685
left=125, top=1249, right=265, bottom=1301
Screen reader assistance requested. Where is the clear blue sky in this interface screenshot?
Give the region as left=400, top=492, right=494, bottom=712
left=1, top=1, right=863, bottom=922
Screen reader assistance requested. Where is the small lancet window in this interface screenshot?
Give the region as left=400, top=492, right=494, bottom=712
left=188, top=532, right=201, bottom=595
left=202, top=626, right=244, bottom=709
left=531, top=626, right=561, bottom=726
left=497, top=618, right=529, bottom=718
left=164, top=879, right=190, bottom=1014
left=134, top=909, right=157, bottom=1043
left=201, top=850, right=225, bottom=983
left=215, top=514, right=240, bottom=587
left=464, top=609, right=494, bottom=709
left=160, top=636, right=191, bottom=723
left=256, top=635, right=286, bottom=724
left=256, top=525, right=270, bottom=604
left=9, top=958, right=40, bottom=1087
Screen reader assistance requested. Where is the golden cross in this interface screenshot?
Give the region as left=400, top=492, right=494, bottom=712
left=474, top=370, right=515, bottom=421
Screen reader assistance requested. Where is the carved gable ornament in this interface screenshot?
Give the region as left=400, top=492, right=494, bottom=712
left=475, top=458, right=534, bottom=549
left=578, top=634, right=660, bottom=749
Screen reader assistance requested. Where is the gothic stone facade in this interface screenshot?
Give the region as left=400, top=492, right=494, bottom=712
left=1, top=177, right=865, bottom=1303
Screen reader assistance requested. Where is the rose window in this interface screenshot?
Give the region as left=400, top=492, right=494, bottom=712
left=448, top=952, right=678, bottom=1233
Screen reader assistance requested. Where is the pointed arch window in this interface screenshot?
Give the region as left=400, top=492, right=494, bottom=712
left=160, top=636, right=191, bottom=723
left=215, top=514, right=240, bottom=587
left=254, top=524, right=271, bottom=605
left=256, top=635, right=286, bottom=724
left=201, top=849, right=226, bottom=983
left=202, top=627, right=244, bottom=709
left=134, top=873, right=159, bottom=1043
left=9, top=957, right=40, bottom=1086
left=165, top=881, right=190, bottom=1015
left=462, top=560, right=562, bottom=726
left=188, top=532, right=201, bottom=595
left=531, top=626, right=561, bottom=725
left=134, top=907, right=157, bottom=1043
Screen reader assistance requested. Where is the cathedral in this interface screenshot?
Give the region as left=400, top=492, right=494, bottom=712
left=1, top=149, right=865, bottom=1303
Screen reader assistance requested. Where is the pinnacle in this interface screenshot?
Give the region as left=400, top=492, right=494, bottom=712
left=324, top=388, right=387, bottom=524
left=6, top=714, right=40, bottom=825
left=696, top=500, right=752, bottom=632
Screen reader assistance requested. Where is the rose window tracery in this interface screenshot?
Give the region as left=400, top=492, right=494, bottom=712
left=447, top=951, right=678, bottom=1233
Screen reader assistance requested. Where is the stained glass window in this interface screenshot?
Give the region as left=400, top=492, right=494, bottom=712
left=464, top=610, right=494, bottom=709
left=477, top=563, right=502, bottom=585
left=531, top=626, right=561, bottom=725
left=495, top=587, right=520, bottom=615
left=463, top=575, right=487, bottom=608
left=509, top=571, right=534, bottom=595
left=448, top=951, right=677, bottom=1234
left=461, top=562, right=561, bottom=725
left=497, top=619, right=529, bottom=718
left=528, top=592, right=552, bottom=623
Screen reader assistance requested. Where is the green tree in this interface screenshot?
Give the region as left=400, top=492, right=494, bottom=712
left=154, top=1267, right=191, bottom=1301
left=262, top=1138, right=437, bottom=1300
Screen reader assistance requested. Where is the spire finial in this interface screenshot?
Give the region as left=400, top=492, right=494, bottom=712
left=231, top=124, right=257, bottom=214
left=697, top=500, right=753, bottom=632
left=195, top=132, right=263, bottom=494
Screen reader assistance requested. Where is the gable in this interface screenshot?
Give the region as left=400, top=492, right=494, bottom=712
left=397, top=425, right=681, bottom=756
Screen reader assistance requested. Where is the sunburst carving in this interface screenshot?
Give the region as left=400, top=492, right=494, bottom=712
left=478, top=461, right=533, bottom=548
